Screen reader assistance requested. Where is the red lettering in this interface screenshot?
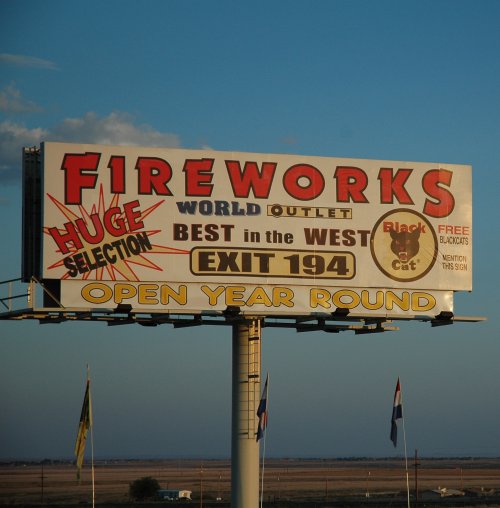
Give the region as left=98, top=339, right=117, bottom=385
left=225, top=161, right=277, bottom=198
left=283, top=164, right=325, bottom=201
left=48, top=222, right=83, bottom=254
left=123, top=200, right=144, bottom=231
left=383, top=221, right=426, bottom=233
left=378, top=168, right=414, bottom=204
left=108, top=156, right=126, bottom=194
left=103, top=207, right=127, bottom=236
left=422, top=169, right=455, bottom=218
left=334, top=167, right=368, bottom=203
left=135, top=157, right=173, bottom=195
left=48, top=200, right=145, bottom=254
left=438, top=224, right=470, bottom=235
left=61, top=152, right=100, bottom=205
left=75, top=214, right=105, bottom=244
left=183, top=159, right=214, bottom=196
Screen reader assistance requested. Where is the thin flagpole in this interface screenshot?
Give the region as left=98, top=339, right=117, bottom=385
left=259, top=374, right=269, bottom=508
left=400, top=379, right=410, bottom=508
left=402, top=418, right=410, bottom=508
left=260, top=428, right=266, bottom=508
left=87, top=365, right=95, bottom=508
left=90, top=414, right=95, bottom=508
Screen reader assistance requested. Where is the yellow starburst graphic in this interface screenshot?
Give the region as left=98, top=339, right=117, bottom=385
left=44, top=186, right=189, bottom=281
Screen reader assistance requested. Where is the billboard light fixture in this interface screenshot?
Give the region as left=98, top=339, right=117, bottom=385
left=332, top=307, right=350, bottom=319
left=224, top=306, right=241, bottom=318
left=435, top=311, right=454, bottom=320
left=114, top=303, right=132, bottom=314
left=431, top=310, right=454, bottom=327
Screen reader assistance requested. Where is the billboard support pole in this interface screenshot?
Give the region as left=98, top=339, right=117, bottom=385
left=231, top=317, right=261, bottom=508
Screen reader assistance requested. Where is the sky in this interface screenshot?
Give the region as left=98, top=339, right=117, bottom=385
left=0, top=0, right=499, bottom=460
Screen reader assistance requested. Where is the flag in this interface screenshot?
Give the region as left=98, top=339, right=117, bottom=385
left=74, top=377, right=92, bottom=480
left=390, top=377, right=403, bottom=447
left=256, top=374, right=269, bottom=442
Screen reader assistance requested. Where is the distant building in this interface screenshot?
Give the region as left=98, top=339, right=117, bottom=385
left=157, top=489, right=192, bottom=501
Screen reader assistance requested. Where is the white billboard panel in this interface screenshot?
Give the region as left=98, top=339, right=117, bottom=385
left=40, top=142, right=472, bottom=314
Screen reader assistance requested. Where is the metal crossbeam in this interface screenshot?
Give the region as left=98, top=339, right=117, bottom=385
left=0, top=306, right=486, bottom=334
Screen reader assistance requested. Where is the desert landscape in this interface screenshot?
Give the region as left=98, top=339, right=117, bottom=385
left=2, top=458, right=500, bottom=506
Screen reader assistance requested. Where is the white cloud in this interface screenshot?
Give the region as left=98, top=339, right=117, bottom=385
left=0, top=121, right=47, bottom=182
left=0, top=84, right=42, bottom=113
left=0, top=112, right=181, bottom=184
left=0, top=53, right=58, bottom=70
left=49, top=112, right=181, bottom=148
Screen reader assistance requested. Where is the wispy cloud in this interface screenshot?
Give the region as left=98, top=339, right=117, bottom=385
left=0, top=112, right=181, bottom=185
left=0, top=121, right=48, bottom=183
left=0, top=53, right=58, bottom=70
left=0, top=84, right=42, bottom=113
left=50, top=112, right=181, bottom=148
left=280, top=135, right=299, bottom=146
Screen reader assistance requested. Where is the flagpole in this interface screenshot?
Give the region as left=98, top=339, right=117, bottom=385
left=259, top=374, right=268, bottom=508
left=90, top=409, right=95, bottom=508
left=260, top=428, right=266, bottom=508
left=87, top=365, right=95, bottom=508
left=401, top=380, right=410, bottom=508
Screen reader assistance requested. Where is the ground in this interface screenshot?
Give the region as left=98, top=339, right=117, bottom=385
left=2, top=458, right=500, bottom=506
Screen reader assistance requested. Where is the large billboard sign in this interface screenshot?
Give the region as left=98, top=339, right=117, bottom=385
left=32, top=142, right=472, bottom=316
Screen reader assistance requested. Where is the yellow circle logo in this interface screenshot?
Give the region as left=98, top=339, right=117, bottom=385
left=370, top=209, right=438, bottom=283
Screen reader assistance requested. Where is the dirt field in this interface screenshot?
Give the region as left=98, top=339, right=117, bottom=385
left=2, top=458, right=500, bottom=506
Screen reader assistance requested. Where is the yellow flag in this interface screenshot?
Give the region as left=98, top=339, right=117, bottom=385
left=74, top=378, right=92, bottom=480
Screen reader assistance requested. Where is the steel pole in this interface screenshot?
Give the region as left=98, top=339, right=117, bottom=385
left=231, top=319, right=261, bottom=508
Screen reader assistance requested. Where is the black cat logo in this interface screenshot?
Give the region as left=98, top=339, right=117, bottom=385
left=370, top=209, right=438, bottom=283
left=390, top=229, right=420, bottom=263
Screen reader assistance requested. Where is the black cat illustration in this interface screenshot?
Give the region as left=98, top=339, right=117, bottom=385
left=390, top=228, right=420, bottom=263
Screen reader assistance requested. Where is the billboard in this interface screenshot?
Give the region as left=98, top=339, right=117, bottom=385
left=32, top=142, right=472, bottom=316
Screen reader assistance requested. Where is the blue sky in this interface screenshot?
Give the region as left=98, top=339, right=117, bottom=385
left=0, top=0, right=499, bottom=460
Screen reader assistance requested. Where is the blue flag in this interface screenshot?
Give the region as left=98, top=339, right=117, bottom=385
left=390, top=378, right=403, bottom=447
left=256, top=374, right=269, bottom=442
